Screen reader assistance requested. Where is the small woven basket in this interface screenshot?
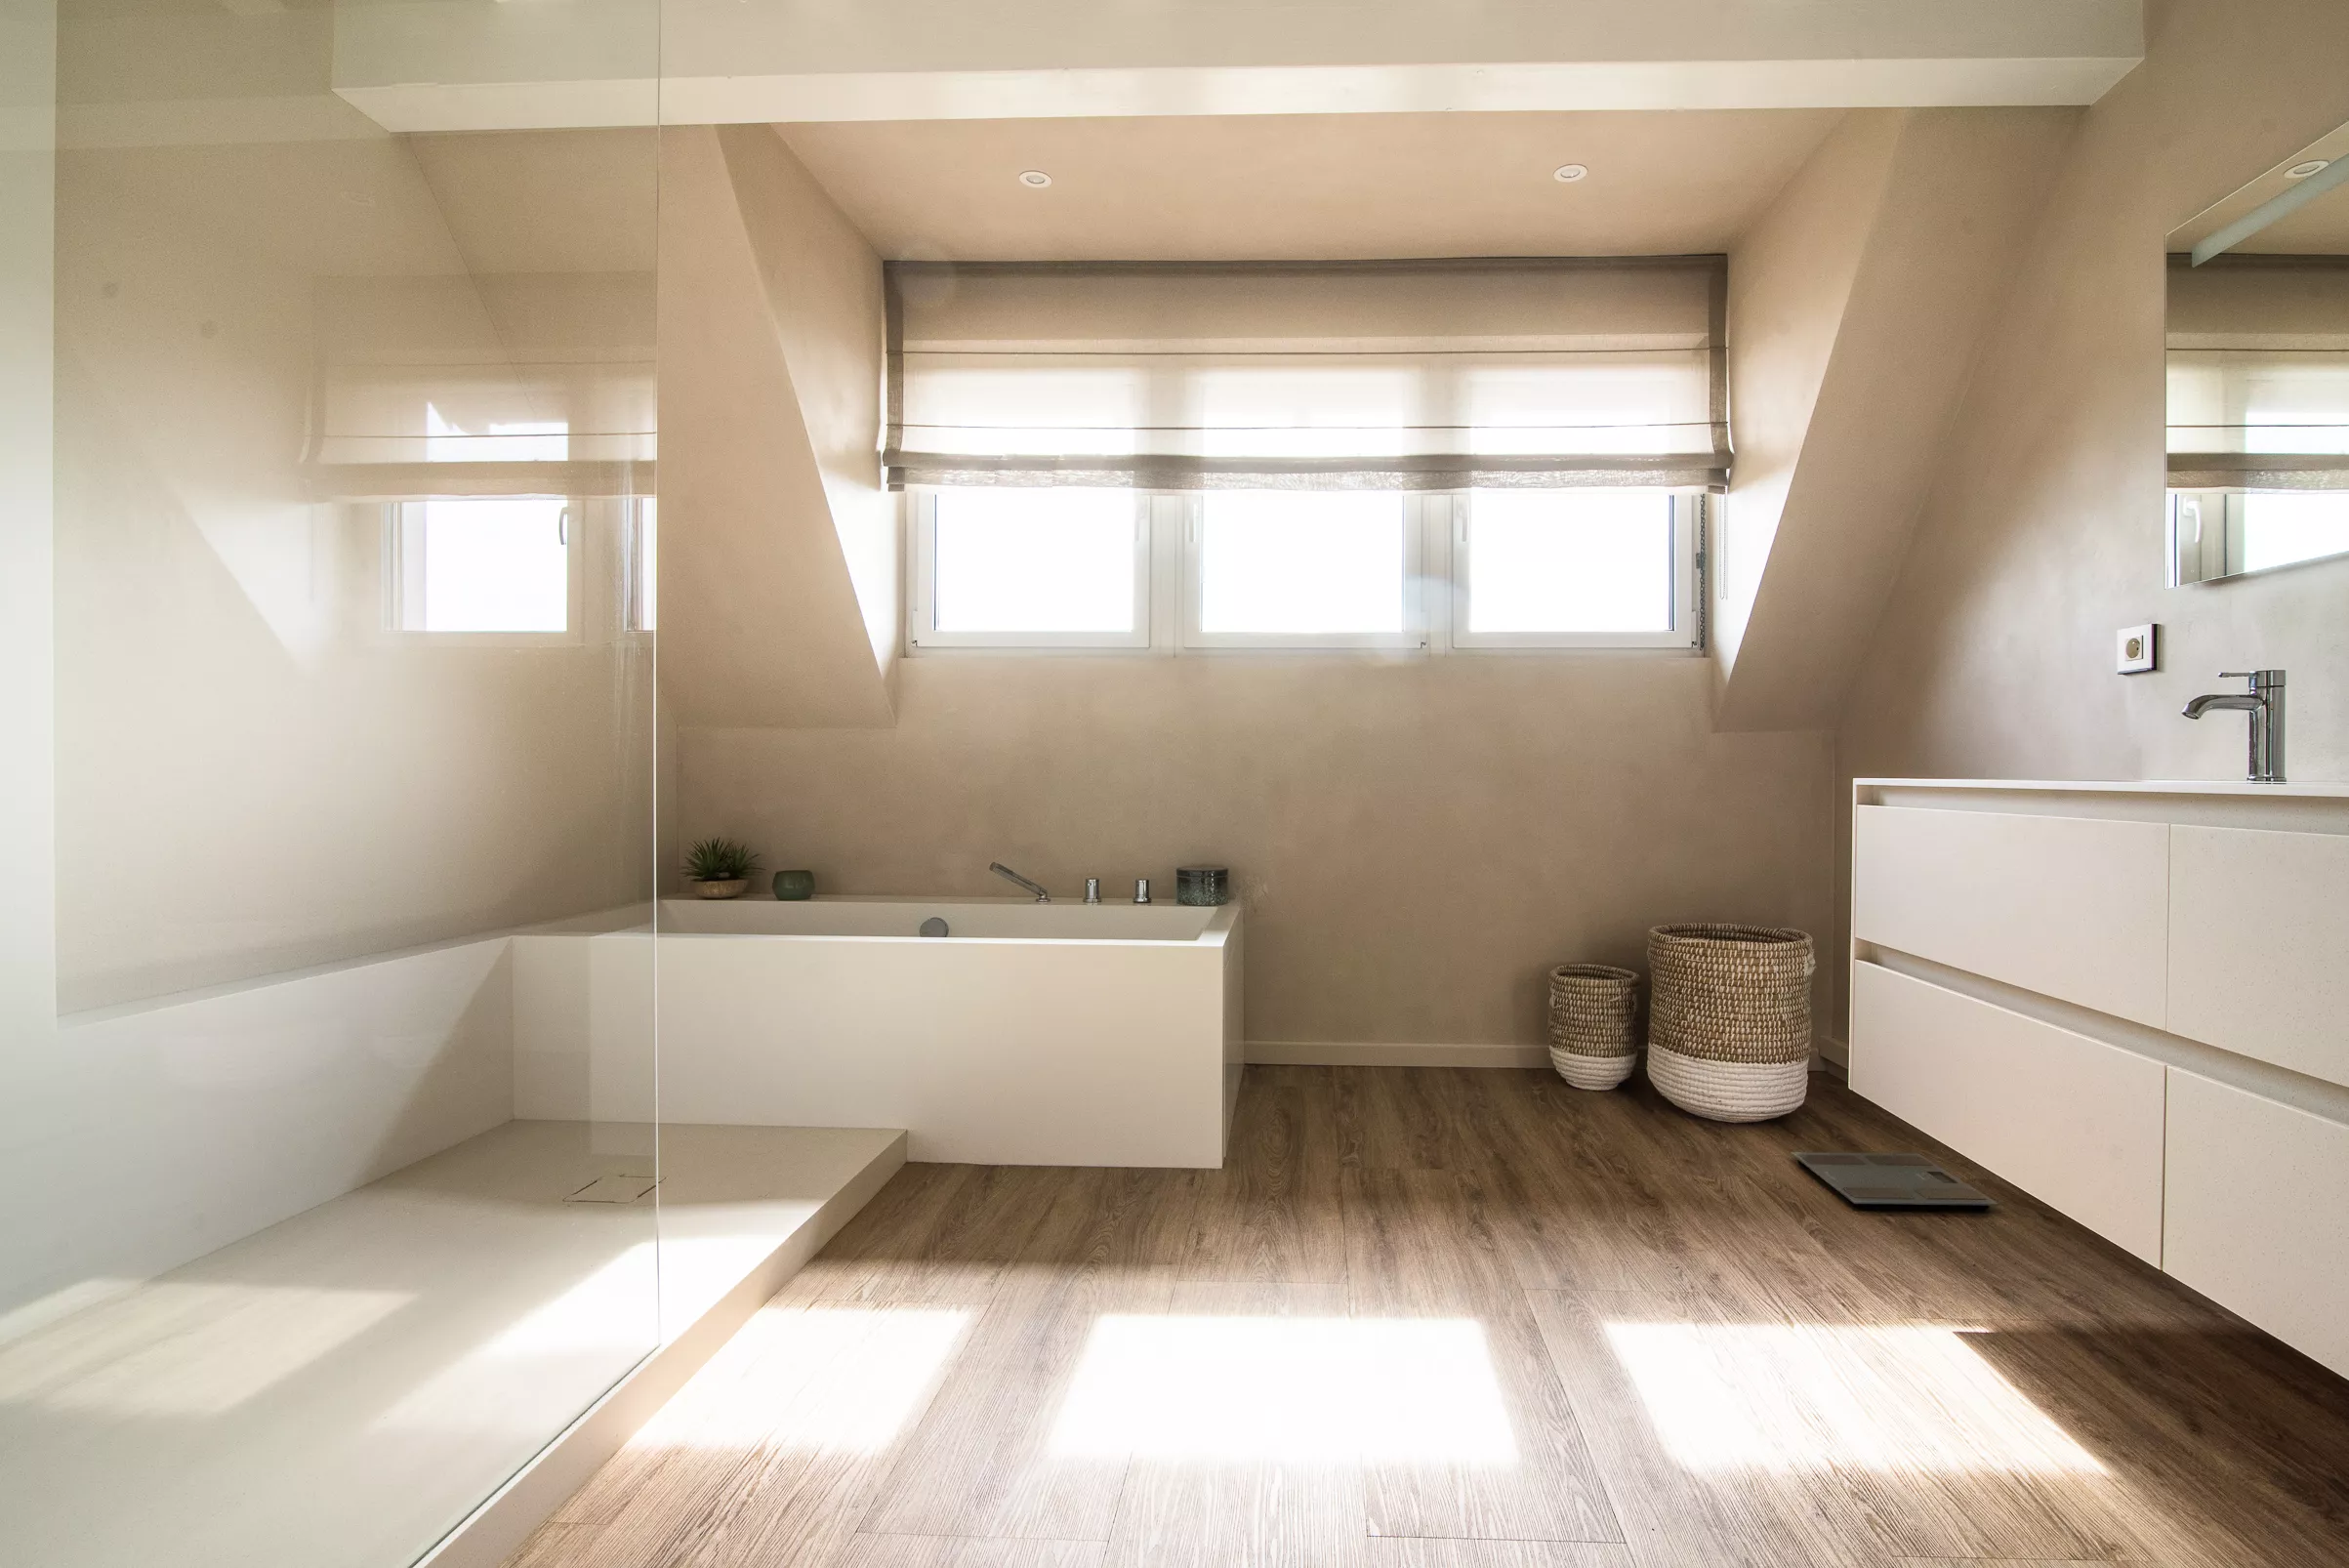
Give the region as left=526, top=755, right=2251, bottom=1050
left=1645, top=924, right=1815, bottom=1121
left=1546, top=964, right=1641, bottom=1091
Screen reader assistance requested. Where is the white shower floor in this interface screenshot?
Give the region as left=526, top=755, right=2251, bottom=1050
left=0, top=1119, right=903, bottom=1568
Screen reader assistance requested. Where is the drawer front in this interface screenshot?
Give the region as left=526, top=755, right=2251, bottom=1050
left=2164, top=1070, right=2349, bottom=1379
left=2167, top=826, right=2349, bottom=1090
left=1850, top=962, right=2166, bottom=1262
left=1853, top=805, right=2169, bottom=1027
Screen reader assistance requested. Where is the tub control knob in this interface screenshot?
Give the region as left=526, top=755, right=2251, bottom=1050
left=1085, top=878, right=1101, bottom=903
left=1133, top=878, right=1151, bottom=904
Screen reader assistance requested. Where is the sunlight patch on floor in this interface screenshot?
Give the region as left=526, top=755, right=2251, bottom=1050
left=1051, top=1314, right=1518, bottom=1465
left=634, top=1304, right=972, bottom=1455
left=1604, top=1321, right=2104, bottom=1474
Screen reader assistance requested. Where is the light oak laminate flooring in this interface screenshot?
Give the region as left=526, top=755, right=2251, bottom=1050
left=509, top=1068, right=2349, bottom=1568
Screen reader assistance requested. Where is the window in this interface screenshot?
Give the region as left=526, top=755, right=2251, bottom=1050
left=1451, top=489, right=1698, bottom=648
left=1187, top=491, right=1419, bottom=648
left=906, top=485, right=1703, bottom=654
left=387, top=496, right=574, bottom=635
left=909, top=487, right=1148, bottom=648
left=890, top=258, right=1721, bottom=656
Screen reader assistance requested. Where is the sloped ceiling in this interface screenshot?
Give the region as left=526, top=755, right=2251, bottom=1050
left=656, top=125, right=895, bottom=729
left=1714, top=107, right=2081, bottom=733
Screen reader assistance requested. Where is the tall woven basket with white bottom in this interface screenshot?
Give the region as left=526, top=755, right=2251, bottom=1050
left=1546, top=964, right=1641, bottom=1090
left=1645, top=924, right=1815, bottom=1122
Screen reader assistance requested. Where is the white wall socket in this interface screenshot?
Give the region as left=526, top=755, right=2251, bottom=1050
left=2117, top=623, right=2157, bottom=675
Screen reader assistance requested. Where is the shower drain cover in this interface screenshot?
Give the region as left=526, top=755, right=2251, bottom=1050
left=564, top=1174, right=659, bottom=1204
left=1793, top=1151, right=1993, bottom=1211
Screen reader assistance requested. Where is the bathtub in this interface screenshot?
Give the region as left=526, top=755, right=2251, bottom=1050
left=654, top=897, right=1243, bottom=1167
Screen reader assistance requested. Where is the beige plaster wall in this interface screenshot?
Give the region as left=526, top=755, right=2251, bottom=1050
left=1834, top=0, right=2349, bottom=1036
left=680, top=655, right=1834, bottom=1049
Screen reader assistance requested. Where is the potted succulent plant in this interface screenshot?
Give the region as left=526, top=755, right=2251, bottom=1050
left=682, top=836, right=761, bottom=899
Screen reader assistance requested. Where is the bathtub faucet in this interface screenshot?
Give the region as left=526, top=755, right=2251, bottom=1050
left=989, top=862, right=1051, bottom=902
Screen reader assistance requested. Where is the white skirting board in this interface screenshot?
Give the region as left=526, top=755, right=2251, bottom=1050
left=1247, top=1041, right=1846, bottom=1074
left=1246, top=1040, right=1549, bottom=1069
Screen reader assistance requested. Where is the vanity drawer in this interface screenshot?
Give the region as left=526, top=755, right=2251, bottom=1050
left=1850, top=962, right=2166, bottom=1262
left=2164, top=1069, right=2349, bottom=1379
left=2167, top=826, right=2349, bottom=1090
left=1853, top=805, right=2169, bottom=1026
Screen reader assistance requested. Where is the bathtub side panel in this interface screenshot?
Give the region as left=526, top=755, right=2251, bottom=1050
left=656, top=935, right=1229, bottom=1167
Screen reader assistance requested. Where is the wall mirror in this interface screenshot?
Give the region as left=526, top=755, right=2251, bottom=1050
left=2166, top=122, right=2349, bottom=585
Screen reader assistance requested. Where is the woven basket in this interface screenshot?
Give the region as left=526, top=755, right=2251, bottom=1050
left=1645, top=924, right=1814, bottom=1121
left=1546, top=964, right=1640, bottom=1091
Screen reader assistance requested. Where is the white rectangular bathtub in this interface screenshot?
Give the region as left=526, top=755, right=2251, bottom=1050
left=655, top=897, right=1244, bottom=1167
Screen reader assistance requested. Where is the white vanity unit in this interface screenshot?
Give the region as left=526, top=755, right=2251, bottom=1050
left=1850, top=779, right=2349, bottom=1377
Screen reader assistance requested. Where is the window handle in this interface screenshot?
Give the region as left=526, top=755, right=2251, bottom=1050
left=557, top=508, right=570, bottom=547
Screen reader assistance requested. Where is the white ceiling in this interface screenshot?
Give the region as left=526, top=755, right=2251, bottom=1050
left=776, top=110, right=1846, bottom=262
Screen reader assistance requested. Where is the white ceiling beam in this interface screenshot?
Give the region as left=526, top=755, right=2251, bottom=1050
left=332, top=0, right=2144, bottom=134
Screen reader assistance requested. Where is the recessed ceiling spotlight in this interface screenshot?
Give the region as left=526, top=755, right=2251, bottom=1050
left=2287, top=159, right=2332, bottom=179
left=1018, top=169, right=1053, bottom=188
left=1552, top=163, right=1588, bottom=183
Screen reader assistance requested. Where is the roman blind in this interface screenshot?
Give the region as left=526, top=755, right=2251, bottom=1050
left=2167, top=256, right=2349, bottom=490
left=886, top=258, right=1728, bottom=492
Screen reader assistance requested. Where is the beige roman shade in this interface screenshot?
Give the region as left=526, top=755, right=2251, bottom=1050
left=885, top=258, right=1729, bottom=492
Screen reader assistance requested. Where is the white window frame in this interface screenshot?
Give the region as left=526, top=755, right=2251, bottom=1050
left=382, top=496, right=584, bottom=645
left=1176, top=491, right=1432, bottom=653
left=901, top=486, right=1707, bottom=657
left=906, top=486, right=1153, bottom=651
left=1444, top=490, right=1706, bottom=653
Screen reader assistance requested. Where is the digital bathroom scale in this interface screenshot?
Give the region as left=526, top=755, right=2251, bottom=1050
left=1793, top=1151, right=1994, bottom=1211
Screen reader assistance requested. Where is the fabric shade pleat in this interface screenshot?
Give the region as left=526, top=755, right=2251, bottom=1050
left=886, top=258, right=1728, bottom=492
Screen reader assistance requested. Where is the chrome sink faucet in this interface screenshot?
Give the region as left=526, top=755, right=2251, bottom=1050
left=989, top=862, right=1051, bottom=902
left=2182, top=669, right=2287, bottom=783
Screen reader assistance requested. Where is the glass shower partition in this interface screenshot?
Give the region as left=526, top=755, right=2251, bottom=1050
left=1, top=3, right=663, bottom=1564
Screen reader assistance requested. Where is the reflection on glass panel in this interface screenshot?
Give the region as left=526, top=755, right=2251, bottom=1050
left=21, top=2, right=662, bottom=1565
left=2242, top=492, right=2349, bottom=570
left=933, top=487, right=1138, bottom=632
left=631, top=497, right=660, bottom=632
left=1465, top=490, right=1673, bottom=633
left=1198, top=491, right=1407, bottom=635
left=2164, top=140, right=2349, bottom=582
left=2168, top=488, right=2349, bottom=582
left=392, top=498, right=572, bottom=633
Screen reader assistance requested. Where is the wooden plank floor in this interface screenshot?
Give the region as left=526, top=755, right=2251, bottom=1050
left=507, top=1067, right=2349, bottom=1568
